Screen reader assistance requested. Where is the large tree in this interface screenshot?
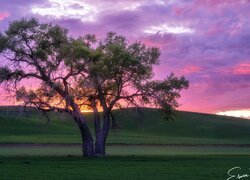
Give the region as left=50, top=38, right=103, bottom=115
left=0, top=18, right=189, bottom=157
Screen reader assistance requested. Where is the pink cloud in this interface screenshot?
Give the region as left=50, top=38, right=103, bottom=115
left=181, top=65, right=202, bottom=75
left=140, top=33, right=177, bottom=48
left=195, top=0, right=242, bottom=7
left=200, top=0, right=226, bottom=6
left=206, top=25, right=224, bottom=36
left=173, top=7, right=185, bottom=16
left=0, top=12, right=10, bottom=20
left=232, top=62, right=250, bottom=75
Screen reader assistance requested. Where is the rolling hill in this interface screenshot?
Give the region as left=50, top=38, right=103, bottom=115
left=0, top=106, right=250, bottom=144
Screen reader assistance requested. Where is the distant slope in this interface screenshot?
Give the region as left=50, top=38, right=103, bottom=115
left=0, top=107, right=250, bottom=144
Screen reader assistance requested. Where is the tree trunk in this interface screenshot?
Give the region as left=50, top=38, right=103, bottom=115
left=94, top=112, right=110, bottom=156
left=72, top=107, right=94, bottom=157
left=78, top=121, right=95, bottom=157
left=95, top=130, right=106, bottom=156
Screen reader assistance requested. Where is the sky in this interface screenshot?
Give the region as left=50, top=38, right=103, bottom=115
left=0, top=0, right=250, bottom=118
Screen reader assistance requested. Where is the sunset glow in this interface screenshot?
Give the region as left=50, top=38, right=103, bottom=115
left=216, top=110, right=250, bottom=119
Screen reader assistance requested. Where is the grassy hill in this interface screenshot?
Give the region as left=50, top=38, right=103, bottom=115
left=1, top=107, right=250, bottom=180
left=0, top=107, right=250, bottom=144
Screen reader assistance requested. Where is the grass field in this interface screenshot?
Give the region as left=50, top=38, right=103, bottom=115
left=1, top=107, right=250, bottom=179
left=0, top=155, right=250, bottom=180
left=1, top=144, right=250, bottom=156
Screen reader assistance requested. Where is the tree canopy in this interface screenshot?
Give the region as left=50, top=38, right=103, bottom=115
left=0, top=18, right=189, bottom=156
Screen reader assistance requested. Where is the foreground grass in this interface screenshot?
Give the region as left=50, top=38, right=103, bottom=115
left=0, top=108, right=250, bottom=179
left=1, top=145, right=250, bottom=156
left=0, top=155, right=249, bottom=180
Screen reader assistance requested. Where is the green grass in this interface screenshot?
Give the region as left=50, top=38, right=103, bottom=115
left=0, top=155, right=249, bottom=180
left=1, top=145, right=250, bottom=156
left=1, top=107, right=250, bottom=179
left=0, top=107, right=250, bottom=144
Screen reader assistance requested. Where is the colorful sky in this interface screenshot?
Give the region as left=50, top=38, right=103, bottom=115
left=0, top=0, right=250, bottom=117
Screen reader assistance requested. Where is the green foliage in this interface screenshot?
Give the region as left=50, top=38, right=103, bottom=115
left=95, top=33, right=160, bottom=81
left=62, top=38, right=92, bottom=68
left=0, top=33, right=7, bottom=53
left=1, top=18, right=69, bottom=75
left=5, top=18, right=38, bottom=36
left=0, top=67, right=12, bottom=83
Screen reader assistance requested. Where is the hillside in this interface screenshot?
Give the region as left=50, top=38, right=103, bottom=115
left=0, top=107, right=250, bottom=144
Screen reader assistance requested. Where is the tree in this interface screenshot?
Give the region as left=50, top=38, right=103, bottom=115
left=0, top=18, right=189, bottom=157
